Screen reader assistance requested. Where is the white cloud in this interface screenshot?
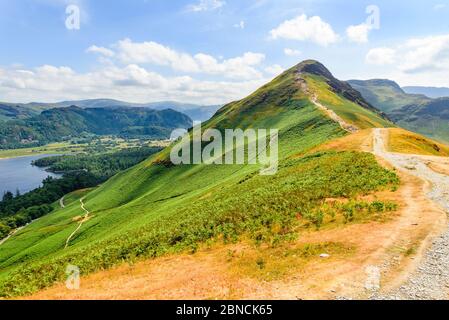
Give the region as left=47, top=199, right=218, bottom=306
left=234, top=20, right=245, bottom=29
left=346, top=23, right=371, bottom=43
left=434, top=3, right=446, bottom=10
left=366, top=35, right=449, bottom=72
left=116, top=39, right=199, bottom=73
left=398, top=34, right=449, bottom=73
left=284, top=48, right=301, bottom=56
left=364, top=34, right=449, bottom=87
left=264, top=64, right=284, bottom=76
left=114, top=39, right=265, bottom=80
left=0, top=64, right=268, bottom=105
left=270, top=14, right=339, bottom=46
left=86, top=45, right=115, bottom=57
left=366, top=47, right=396, bottom=65
left=187, top=0, right=225, bottom=12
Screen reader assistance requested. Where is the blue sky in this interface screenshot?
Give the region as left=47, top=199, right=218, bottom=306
left=1, top=0, right=449, bottom=104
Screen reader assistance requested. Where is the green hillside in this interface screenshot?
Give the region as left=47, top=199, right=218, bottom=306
left=347, top=79, right=449, bottom=143
left=0, top=106, right=192, bottom=149
left=0, top=99, right=220, bottom=122
left=390, top=98, right=449, bottom=143
left=0, top=60, right=399, bottom=297
left=0, top=103, right=51, bottom=122
left=347, top=79, right=429, bottom=113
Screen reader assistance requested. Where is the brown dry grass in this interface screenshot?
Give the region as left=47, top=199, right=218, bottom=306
left=22, top=129, right=449, bottom=300
left=386, top=128, right=449, bottom=156
left=309, top=129, right=373, bottom=153
left=24, top=167, right=446, bottom=300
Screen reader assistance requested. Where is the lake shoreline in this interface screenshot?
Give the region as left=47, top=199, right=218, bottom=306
left=0, top=154, right=63, bottom=195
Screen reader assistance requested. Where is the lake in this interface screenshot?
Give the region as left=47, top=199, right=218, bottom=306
left=0, top=155, right=62, bottom=196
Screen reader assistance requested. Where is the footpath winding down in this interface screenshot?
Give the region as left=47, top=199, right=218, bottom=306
left=373, top=128, right=449, bottom=300
left=59, top=196, right=65, bottom=209
left=64, top=197, right=90, bottom=249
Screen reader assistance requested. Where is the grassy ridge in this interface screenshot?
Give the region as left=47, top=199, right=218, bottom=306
left=347, top=79, right=429, bottom=113
left=0, top=61, right=399, bottom=297
left=0, top=150, right=398, bottom=297
left=306, top=75, right=394, bottom=129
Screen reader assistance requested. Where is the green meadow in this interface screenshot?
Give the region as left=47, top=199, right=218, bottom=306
left=0, top=61, right=399, bottom=297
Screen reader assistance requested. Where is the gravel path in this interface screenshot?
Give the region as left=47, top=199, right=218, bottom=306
left=372, top=128, right=449, bottom=300
left=311, top=94, right=359, bottom=133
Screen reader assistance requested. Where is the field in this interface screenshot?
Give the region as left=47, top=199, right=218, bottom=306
left=0, top=142, right=79, bottom=159
left=386, top=128, right=449, bottom=156
left=0, top=137, right=165, bottom=159
left=0, top=61, right=400, bottom=297
left=0, top=106, right=399, bottom=297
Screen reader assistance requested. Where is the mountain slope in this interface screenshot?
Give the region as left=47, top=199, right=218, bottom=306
left=348, top=79, right=449, bottom=143
left=0, top=99, right=220, bottom=123
left=403, top=86, right=449, bottom=99
left=0, top=103, right=51, bottom=122
left=390, top=98, right=449, bottom=143
left=0, top=106, right=192, bottom=149
left=347, top=79, right=430, bottom=113
left=0, top=60, right=399, bottom=297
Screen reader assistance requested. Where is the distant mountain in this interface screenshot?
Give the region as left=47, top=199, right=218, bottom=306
left=0, top=60, right=397, bottom=297
left=0, top=106, right=192, bottom=149
left=403, top=86, right=449, bottom=99
left=390, top=98, right=449, bottom=143
left=0, top=103, right=51, bottom=121
left=347, top=79, right=430, bottom=113
left=0, top=99, right=220, bottom=123
left=348, top=79, right=449, bottom=143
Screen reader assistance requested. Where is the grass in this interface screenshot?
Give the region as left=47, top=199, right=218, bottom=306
left=397, top=118, right=449, bottom=145
left=386, top=128, right=449, bottom=156
left=309, top=129, right=373, bottom=153
left=305, top=74, right=394, bottom=129
left=0, top=137, right=162, bottom=159
left=228, top=242, right=355, bottom=281
left=0, top=149, right=399, bottom=297
left=62, top=189, right=94, bottom=207
left=0, top=65, right=401, bottom=297
left=348, top=80, right=429, bottom=113
left=0, top=142, right=77, bottom=159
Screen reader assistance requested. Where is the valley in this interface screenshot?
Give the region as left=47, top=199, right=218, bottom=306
left=1, top=60, right=449, bottom=301
left=22, top=127, right=449, bottom=300
left=0, top=106, right=192, bottom=149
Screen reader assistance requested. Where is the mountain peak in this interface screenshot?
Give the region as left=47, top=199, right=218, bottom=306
left=284, top=60, right=387, bottom=118
left=290, top=60, right=334, bottom=79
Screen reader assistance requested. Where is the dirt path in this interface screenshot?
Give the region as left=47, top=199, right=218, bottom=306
left=64, top=197, right=89, bottom=249
left=372, top=128, right=449, bottom=300
left=59, top=196, right=65, bottom=209
left=0, top=226, right=25, bottom=246
left=311, top=94, right=359, bottom=133
left=23, top=129, right=449, bottom=300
